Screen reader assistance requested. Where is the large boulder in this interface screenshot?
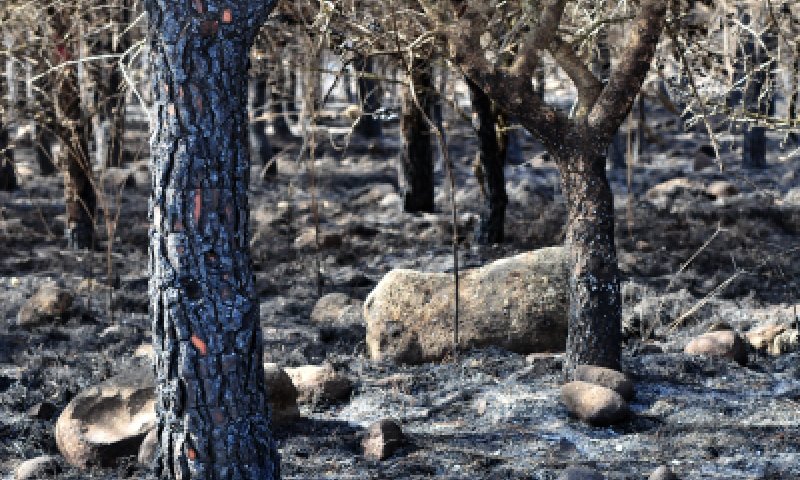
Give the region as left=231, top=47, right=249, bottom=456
left=365, top=247, right=568, bottom=363
left=55, top=369, right=156, bottom=468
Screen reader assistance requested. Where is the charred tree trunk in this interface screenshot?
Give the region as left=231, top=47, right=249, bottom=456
left=270, top=61, right=293, bottom=141
left=250, top=77, right=276, bottom=178
left=354, top=54, right=382, bottom=139
left=466, top=77, right=507, bottom=243
left=741, top=28, right=776, bottom=169
left=557, top=149, right=621, bottom=373
left=400, top=59, right=435, bottom=213
left=0, top=125, right=16, bottom=191
left=145, top=0, right=280, bottom=478
left=51, top=8, right=95, bottom=249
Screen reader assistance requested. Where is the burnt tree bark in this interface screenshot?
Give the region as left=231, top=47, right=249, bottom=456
left=51, top=8, right=96, bottom=249
left=0, top=124, right=16, bottom=191
left=466, top=77, right=507, bottom=243
left=400, top=58, right=436, bottom=213
left=249, top=77, right=276, bottom=178
left=145, top=0, right=280, bottom=478
left=433, top=0, right=666, bottom=377
left=354, top=54, right=382, bottom=139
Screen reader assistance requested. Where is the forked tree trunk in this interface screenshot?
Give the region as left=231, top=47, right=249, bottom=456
left=145, top=0, right=279, bottom=478
left=250, top=77, right=276, bottom=177
left=51, top=8, right=96, bottom=249
left=0, top=125, right=16, bottom=191
left=466, top=77, right=507, bottom=243
left=400, top=59, right=435, bottom=213
left=354, top=54, right=382, bottom=139
left=557, top=149, right=621, bottom=373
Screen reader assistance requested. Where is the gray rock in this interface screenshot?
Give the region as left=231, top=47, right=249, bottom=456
left=573, top=365, right=635, bottom=401
left=55, top=369, right=155, bottom=468
left=16, top=283, right=73, bottom=326
left=263, top=362, right=301, bottom=424
left=362, top=419, right=405, bottom=461
left=649, top=465, right=678, bottom=480
left=560, top=381, right=630, bottom=426
left=557, top=465, right=605, bottom=480
left=365, top=247, right=568, bottom=364
left=286, top=363, right=352, bottom=404
left=137, top=428, right=157, bottom=465
left=14, top=455, right=61, bottom=480
left=684, top=330, right=748, bottom=366
left=311, top=293, right=363, bottom=326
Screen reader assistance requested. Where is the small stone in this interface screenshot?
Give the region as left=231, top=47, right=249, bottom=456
left=27, top=401, right=58, bottom=420
left=263, top=363, right=301, bottom=424
left=286, top=363, right=352, bottom=403
left=560, top=381, right=630, bottom=426
left=707, top=180, right=738, bottom=199
left=649, top=465, right=678, bottom=480
left=14, top=455, right=61, bottom=480
left=684, top=330, right=747, bottom=366
left=362, top=419, right=405, bottom=461
left=294, top=228, right=343, bottom=250
left=557, top=465, right=605, bottom=480
left=573, top=365, right=635, bottom=401
left=137, top=428, right=157, bottom=465
left=16, top=283, right=73, bottom=327
left=746, top=323, right=786, bottom=351
left=133, top=343, right=155, bottom=359
left=769, top=329, right=799, bottom=355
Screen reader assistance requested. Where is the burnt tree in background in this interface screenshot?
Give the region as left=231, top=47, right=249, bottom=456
left=432, top=0, right=667, bottom=376
left=51, top=6, right=96, bottom=249
left=249, top=76, right=276, bottom=178
left=145, top=0, right=280, bottom=477
left=400, top=58, right=436, bottom=213
left=466, top=77, right=508, bottom=243
left=354, top=54, right=382, bottom=139
left=0, top=123, right=16, bottom=191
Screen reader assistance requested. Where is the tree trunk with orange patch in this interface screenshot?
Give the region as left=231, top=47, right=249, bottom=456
left=146, top=0, right=280, bottom=478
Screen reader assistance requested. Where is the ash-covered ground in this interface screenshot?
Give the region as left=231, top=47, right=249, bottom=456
left=1, top=99, right=800, bottom=479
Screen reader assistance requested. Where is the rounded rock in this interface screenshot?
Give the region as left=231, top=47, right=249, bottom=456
left=573, top=365, right=635, bottom=401
left=684, top=330, right=747, bottom=366
left=560, top=381, right=630, bottom=426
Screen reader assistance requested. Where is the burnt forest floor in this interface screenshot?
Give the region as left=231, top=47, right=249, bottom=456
left=1, top=102, right=800, bottom=479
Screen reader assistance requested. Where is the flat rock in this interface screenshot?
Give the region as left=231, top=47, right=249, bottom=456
left=137, top=428, right=157, bottom=465
left=263, top=362, right=301, bottom=424
left=311, top=293, right=363, bottom=326
left=365, top=247, right=568, bottom=363
left=649, top=465, right=678, bottom=480
left=286, top=363, right=353, bottom=403
left=573, top=365, right=635, bottom=401
left=16, top=283, right=73, bottom=327
left=14, top=455, right=61, bottom=480
left=55, top=369, right=155, bottom=468
left=557, top=465, right=605, bottom=480
left=362, top=419, right=405, bottom=461
left=560, top=381, right=630, bottom=426
left=684, top=330, right=747, bottom=366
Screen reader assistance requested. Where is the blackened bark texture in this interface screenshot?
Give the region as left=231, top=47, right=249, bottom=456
left=354, top=54, right=382, bottom=139
left=145, top=1, right=279, bottom=479
left=249, top=77, right=276, bottom=177
left=51, top=8, right=96, bottom=249
left=400, top=59, right=435, bottom=213
left=0, top=125, right=16, bottom=191
left=559, top=149, right=621, bottom=373
left=466, top=77, right=507, bottom=243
